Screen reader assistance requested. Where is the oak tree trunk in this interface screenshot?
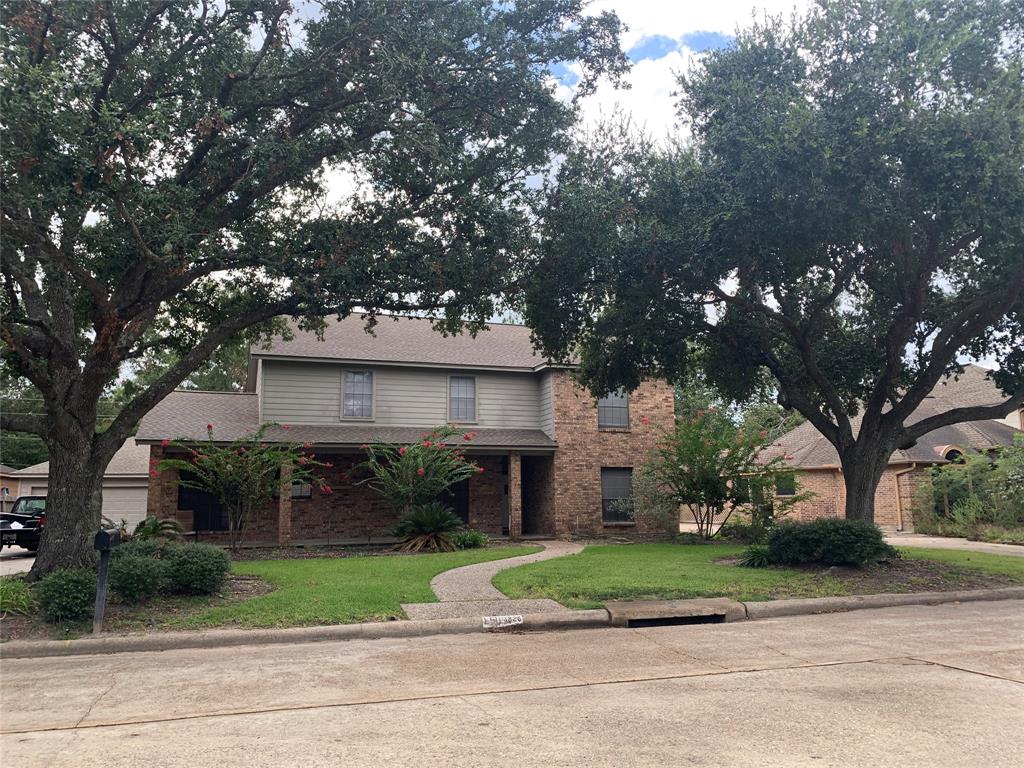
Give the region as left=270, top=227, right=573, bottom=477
left=840, top=444, right=892, bottom=524
left=28, top=431, right=107, bottom=580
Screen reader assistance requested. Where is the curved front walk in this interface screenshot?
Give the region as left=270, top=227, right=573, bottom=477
left=402, top=540, right=583, bottom=620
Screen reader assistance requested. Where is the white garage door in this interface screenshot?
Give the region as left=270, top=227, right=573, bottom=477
left=28, top=484, right=149, bottom=530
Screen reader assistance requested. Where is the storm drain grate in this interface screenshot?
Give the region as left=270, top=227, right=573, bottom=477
left=625, top=614, right=727, bottom=628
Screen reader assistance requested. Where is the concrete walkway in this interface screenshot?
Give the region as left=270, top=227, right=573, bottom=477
left=887, top=533, right=1024, bottom=557
left=402, top=540, right=583, bottom=620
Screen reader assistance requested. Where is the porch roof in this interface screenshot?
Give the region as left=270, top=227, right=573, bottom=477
left=136, top=390, right=556, bottom=451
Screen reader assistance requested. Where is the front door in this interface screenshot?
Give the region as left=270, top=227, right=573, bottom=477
left=441, top=479, right=470, bottom=524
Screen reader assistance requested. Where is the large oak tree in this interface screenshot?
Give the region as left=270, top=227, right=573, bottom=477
left=524, top=0, right=1024, bottom=523
left=1, top=0, right=626, bottom=576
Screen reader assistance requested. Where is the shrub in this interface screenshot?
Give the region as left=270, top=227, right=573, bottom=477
left=112, top=539, right=174, bottom=560
left=719, top=522, right=764, bottom=544
left=110, top=554, right=166, bottom=603
left=767, top=519, right=895, bottom=567
left=391, top=503, right=464, bottom=552
left=35, top=569, right=96, bottom=623
left=450, top=530, right=489, bottom=549
left=0, top=577, right=34, bottom=616
left=738, top=544, right=771, bottom=568
left=163, top=544, right=230, bottom=595
left=132, top=516, right=184, bottom=541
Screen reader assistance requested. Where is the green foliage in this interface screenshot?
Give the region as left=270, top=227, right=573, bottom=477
left=912, top=437, right=1024, bottom=537
left=163, top=544, right=230, bottom=595
left=767, top=520, right=896, bottom=568
left=630, top=465, right=685, bottom=538
left=636, top=408, right=805, bottom=539
left=109, top=554, right=166, bottom=604
left=35, top=569, right=96, bottom=623
left=132, top=517, right=184, bottom=541
left=450, top=530, right=489, bottom=550
left=524, top=0, right=1024, bottom=525
left=361, top=425, right=482, bottom=516
left=738, top=545, right=772, bottom=569
left=0, top=576, right=34, bottom=615
left=159, top=423, right=330, bottom=550
left=112, top=539, right=174, bottom=561
left=391, top=503, right=465, bottom=553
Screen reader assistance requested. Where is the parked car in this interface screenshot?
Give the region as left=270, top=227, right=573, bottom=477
left=0, top=495, right=46, bottom=552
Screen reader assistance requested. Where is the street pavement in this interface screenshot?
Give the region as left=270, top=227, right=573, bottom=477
left=1, top=600, right=1021, bottom=767
left=0, top=547, right=34, bottom=576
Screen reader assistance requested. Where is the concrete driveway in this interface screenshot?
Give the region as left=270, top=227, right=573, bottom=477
left=0, top=546, right=35, bottom=575
left=1, top=600, right=1021, bottom=767
left=887, top=532, right=1024, bottom=557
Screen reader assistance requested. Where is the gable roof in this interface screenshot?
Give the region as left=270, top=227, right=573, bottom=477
left=135, top=390, right=556, bottom=450
left=251, top=315, right=552, bottom=372
left=14, top=439, right=151, bottom=479
left=772, top=365, right=1022, bottom=469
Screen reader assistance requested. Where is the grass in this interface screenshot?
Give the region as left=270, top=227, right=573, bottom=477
left=896, top=547, right=1024, bottom=579
left=0, top=577, right=34, bottom=616
left=493, top=543, right=1024, bottom=609
left=170, top=545, right=542, bottom=629
left=493, top=543, right=846, bottom=609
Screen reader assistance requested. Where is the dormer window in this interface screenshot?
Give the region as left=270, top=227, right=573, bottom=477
left=342, top=371, right=373, bottom=419
left=597, top=390, right=629, bottom=429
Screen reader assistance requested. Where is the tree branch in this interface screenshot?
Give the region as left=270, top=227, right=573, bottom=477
left=0, top=411, right=46, bottom=437
left=900, top=389, right=1024, bottom=445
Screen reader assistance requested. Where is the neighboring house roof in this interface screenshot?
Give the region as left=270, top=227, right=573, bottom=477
left=772, top=365, right=1022, bottom=469
left=136, top=391, right=557, bottom=450
left=0, top=464, right=19, bottom=475
left=14, top=440, right=151, bottom=479
left=251, top=315, right=555, bottom=372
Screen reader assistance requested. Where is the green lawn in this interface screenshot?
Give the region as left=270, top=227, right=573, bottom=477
left=173, top=545, right=542, bottom=629
left=896, top=547, right=1024, bottom=579
left=493, top=543, right=846, bottom=609
left=492, top=543, right=1024, bottom=610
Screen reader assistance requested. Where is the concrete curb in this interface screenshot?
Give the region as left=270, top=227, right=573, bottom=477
left=3, top=588, right=1023, bottom=660
left=0, top=609, right=611, bottom=660
left=741, top=586, right=1024, bottom=619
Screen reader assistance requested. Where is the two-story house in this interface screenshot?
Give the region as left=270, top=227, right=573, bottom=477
left=137, top=316, right=676, bottom=544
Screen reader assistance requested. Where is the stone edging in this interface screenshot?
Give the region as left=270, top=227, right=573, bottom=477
left=3, top=587, right=1023, bottom=660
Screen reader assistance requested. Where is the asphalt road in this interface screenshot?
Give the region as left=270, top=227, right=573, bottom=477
left=2, top=600, right=1022, bottom=767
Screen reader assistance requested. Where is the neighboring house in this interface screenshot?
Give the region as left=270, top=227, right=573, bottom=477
left=1001, top=407, right=1024, bottom=431
left=137, top=316, right=675, bottom=544
left=12, top=440, right=151, bottom=529
left=0, top=464, right=21, bottom=508
left=770, top=365, right=1022, bottom=531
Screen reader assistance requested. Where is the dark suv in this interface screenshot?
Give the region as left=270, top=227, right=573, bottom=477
left=1, top=496, right=46, bottom=552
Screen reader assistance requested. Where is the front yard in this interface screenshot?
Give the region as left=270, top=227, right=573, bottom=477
left=491, top=543, right=1024, bottom=609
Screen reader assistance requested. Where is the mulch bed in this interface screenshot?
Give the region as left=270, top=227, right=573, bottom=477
left=0, top=574, right=273, bottom=643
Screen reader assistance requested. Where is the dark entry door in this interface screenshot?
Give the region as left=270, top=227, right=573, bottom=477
left=441, top=479, right=470, bottom=524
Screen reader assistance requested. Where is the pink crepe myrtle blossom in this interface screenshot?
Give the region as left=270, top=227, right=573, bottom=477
left=641, top=416, right=650, bottom=425
left=759, top=430, right=768, bottom=438
left=325, top=461, right=333, bottom=468
left=160, top=439, right=170, bottom=447
left=417, top=467, right=426, bottom=476
left=206, top=423, right=214, bottom=431
left=423, top=440, right=432, bottom=448
left=399, top=446, right=407, bottom=455
left=149, top=469, right=159, bottom=477
left=281, top=424, right=291, bottom=430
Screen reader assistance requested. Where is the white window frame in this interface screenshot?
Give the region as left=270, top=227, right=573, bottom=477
left=597, top=389, right=630, bottom=429
left=341, top=370, right=375, bottom=420
left=447, top=374, right=478, bottom=423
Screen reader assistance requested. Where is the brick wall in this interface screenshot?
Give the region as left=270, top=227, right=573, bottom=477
left=522, top=455, right=555, bottom=535
left=548, top=372, right=676, bottom=537
left=146, top=446, right=507, bottom=543
left=790, top=464, right=930, bottom=531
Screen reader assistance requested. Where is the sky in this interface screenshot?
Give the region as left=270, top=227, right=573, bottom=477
left=558, top=0, right=810, bottom=140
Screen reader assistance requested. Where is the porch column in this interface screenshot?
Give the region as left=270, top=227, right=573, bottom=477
left=278, top=464, right=293, bottom=546
left=508, top=452, right=522, bottom=539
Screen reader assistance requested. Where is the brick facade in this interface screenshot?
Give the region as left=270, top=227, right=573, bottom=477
left=789, top=464, right=932, bottom=531
left=544, top=372, right=676, bottom=537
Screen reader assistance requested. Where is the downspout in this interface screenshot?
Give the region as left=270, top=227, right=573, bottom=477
left=893, top=463, right=917, bottom=532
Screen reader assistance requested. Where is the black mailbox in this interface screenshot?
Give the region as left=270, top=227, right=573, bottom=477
left=94, top=529, right=121, bottom=551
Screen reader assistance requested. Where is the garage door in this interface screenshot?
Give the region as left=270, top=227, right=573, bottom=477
left=28, top=484, right=149, bottom=530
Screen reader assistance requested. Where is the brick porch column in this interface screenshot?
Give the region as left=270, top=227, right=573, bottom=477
left=508, top=452, right=522, bottom=539
left=278, top=464, right=293, bottom=546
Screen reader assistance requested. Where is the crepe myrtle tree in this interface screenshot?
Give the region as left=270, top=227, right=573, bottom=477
left=157, top=423, right=331, bottom=552
left=0, top=0, right=627, bottom=577
left=524, top=0, right=1024, bottom=524
left=636, top=408, right=803, bottom=540
left=359, top=425, right=483, bottom=516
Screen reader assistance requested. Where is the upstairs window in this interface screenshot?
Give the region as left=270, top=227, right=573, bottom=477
left=775, top=474, right=797, bottom=497
left=601, top=468, right=634, bottom=523
left=597, top=390, right=629, bottom=428
left=449, top=376, right=477, bottom=422
left=342, top=371, right=373, bottom=419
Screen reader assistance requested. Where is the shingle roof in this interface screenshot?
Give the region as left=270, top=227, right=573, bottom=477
left=136, top=391, right=556, bottom=450
left=771, top=365, right=1022, bottom=468
left=253, top=315, right=552, bottom=370
left=14, top=439, right=150, bottom=478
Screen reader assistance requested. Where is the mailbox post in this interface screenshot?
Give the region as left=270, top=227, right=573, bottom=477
left=93, top=529, right=121, bottom=634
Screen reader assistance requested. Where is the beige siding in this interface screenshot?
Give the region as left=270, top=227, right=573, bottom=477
left=259, top=360, right=544, bottom=429
left=261, top=361, right=342, bottom=424
left=538, top=371, right=554, bottom=438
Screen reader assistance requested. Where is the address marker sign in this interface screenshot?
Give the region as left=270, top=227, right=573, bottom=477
left=482, top=614, right=524, bottom=629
